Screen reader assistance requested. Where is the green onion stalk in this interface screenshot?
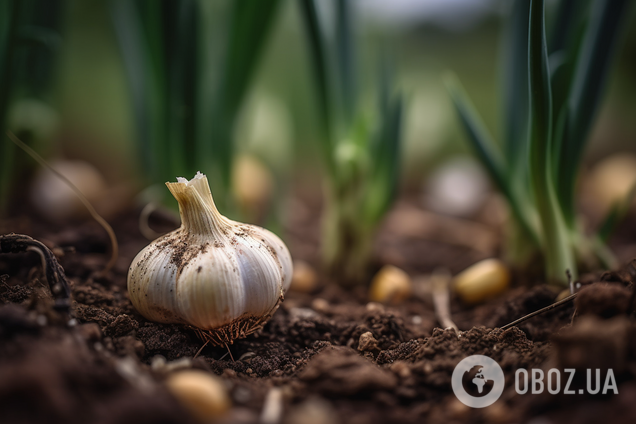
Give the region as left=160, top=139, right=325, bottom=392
left=0, top=0, right=63, bottom=214
left=300, top=0, right=404, bottom=285
left=446, top=0, right=629, bottom=285
left=111, top=0, right=281, bottom=212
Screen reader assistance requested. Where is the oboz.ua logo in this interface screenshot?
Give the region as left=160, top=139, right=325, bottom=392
left=451, top=355, right=505, bottom=408
left=452, top=355, right=620, bottom=408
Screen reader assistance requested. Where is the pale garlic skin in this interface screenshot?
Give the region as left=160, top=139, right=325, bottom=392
left=127, top=172, right=292, bottom=345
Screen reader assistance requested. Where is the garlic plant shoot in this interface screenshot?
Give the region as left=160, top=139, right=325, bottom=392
left=127, top=172, right=292, bottom=345
left=445, top=0, right=628, bottom=285
left=111, top=0, right=282, bottom=210
left=300, top=0, right=404, bottom=285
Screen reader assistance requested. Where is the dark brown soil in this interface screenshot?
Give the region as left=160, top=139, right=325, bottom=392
left=2, top=195, right=636, bottom=424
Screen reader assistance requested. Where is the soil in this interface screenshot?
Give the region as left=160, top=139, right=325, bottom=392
left=2, top=192, right=636, bottom=424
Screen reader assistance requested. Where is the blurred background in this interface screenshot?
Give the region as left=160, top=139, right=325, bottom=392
left=2, top=0, right=635, bottom=225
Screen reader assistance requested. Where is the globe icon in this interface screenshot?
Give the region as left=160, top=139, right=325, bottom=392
left=461, top=365, right=495, bottom=398
left=452, top=355, right=505, bottom=408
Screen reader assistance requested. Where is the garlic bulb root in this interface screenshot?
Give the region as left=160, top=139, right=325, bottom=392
left=128, top=172, right=292, bottom=345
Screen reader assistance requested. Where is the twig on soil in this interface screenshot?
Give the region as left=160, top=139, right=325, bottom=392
left=0, top=233, right=72, bottom=314
left=260, top=387, right=283, bottom=424
left=139, top=202, right=165, bottom=240
left=500, top=293, right=577, bottom=331
left=430, top=268, right=458, bottom=334
left=193, top=340, right=210, bottom=359
left=26, top=246, right=47, bottom=276
left=6, top=131, right=119, bottom=277
left=566, top=269, right=578, bottom=324
left=224, top=342, right=235, bottom=362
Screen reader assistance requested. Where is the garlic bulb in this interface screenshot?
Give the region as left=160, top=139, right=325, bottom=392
left=127, top=172, right=292, bottom=345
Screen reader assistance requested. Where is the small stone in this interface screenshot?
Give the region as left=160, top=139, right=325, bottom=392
left=223, top=368, right=237, bottom=378
left=105, top=314, right=138, bottom=338
left=365, top=302, right=385, bottom=312
left=311, top=298, right=329, bottom=313
left=389, top=361, right=412, bottom=379
left=357, top=332, right=379, bottom=352
left=151, top=355, right=167, bottom=371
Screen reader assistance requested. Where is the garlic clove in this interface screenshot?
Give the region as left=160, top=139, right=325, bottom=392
left=232, top=228, right=285, bottom=317
left=424, top=157, right=489, bottom=217
left=368, top=265, right=412, bottom=305
left=30, top=159, right=106, bottom=221
left=250, top=225, right=293, bottom=293
left=127, top=172, right=293, bottom=345
left=165, top=370, right=231, bottom=421
left=453, top=258, right=510, bottom=304
left=175, top=249, right=246, bottom=330
left=232, top=154, right=274, bottom=216
left=588, top=153, right=636, bottom=215
left=290, top=260, right=319, bottom=293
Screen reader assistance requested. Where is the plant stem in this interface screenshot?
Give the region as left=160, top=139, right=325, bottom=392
left=322, top=191, right=374, bottom=286
left=528, top=0, right=576, bottom=285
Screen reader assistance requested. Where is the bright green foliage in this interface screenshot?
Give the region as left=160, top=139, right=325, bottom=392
left=110, top=0, right=281, bottom=209
left=446, top=0, right=629, bottom=284
left=0, top=0, right=63, bottom=213
left=299, top=0, right=404, bottom=285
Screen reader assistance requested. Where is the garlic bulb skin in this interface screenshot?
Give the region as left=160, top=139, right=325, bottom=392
left=127, top=172, right=292, bottom=345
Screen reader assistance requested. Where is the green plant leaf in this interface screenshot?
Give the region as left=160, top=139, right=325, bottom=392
left=335, top=0, right=355, bottom=127
left=446, top=71, right=541, bottom=246
left=548, top=9, right=588, bottom=134
left=166, top=0, right=198, bottom=177
left=365, top=84, right=403, bottom=223
left=207, top=0, right=282, bottom=188
left=501, top=0, right=530, bottom=174
left=0, top=0, right=19, bottom=212
left=556, top=0, right=629, bottom=223
left=527, top=0, right=575, bottom=283
left=110, top=0, right=165, bottom=182
left=0, top=0, right=62, bottom=212
left=444, top=73, right=508, bottom=199
left=299, top=0, right=334, bottom=169
left=547, top=0, right=589, bottom=55
left=547, top=49, right=567, bottom=118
